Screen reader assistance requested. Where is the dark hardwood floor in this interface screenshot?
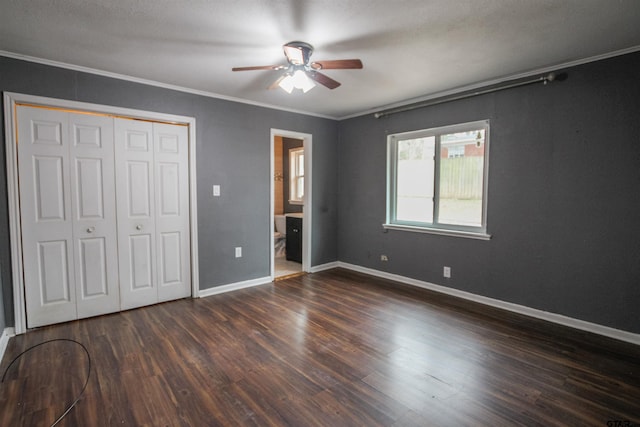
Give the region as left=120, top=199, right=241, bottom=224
left=1, top=268, right=639, bottom=426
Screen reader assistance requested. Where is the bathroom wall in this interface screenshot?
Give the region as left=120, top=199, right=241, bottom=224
left=274, top=136, right=284, bottom=215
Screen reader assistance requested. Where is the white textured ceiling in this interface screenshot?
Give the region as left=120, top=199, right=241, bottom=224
left=1, top=0, right=640, bottom=119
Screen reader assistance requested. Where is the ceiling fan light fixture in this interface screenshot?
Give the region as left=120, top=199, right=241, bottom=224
left=278, top=69, right=316, bottom=94
left=278, top=74, right=295, bottom=93
left=293, top=70, right=316, bottom=93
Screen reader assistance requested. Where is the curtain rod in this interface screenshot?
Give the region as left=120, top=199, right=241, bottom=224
left=373, top=71, right=568, bottom=119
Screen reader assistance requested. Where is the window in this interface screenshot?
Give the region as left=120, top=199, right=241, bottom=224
left=385, top=120, right=490, bottom=239
left=289, top=147, right=304, bottom=204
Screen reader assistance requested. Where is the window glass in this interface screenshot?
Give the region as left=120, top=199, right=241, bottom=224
left=438, top=130, right=485, bottom=227
left=396, top=137, right=435, bottom=223
left=289, top=148, right=304, bottom=203
left=386, top=121, right=489, bottom=237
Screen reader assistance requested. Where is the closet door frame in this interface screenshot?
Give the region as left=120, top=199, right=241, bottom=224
left=4, top=92, right=200, bottom=334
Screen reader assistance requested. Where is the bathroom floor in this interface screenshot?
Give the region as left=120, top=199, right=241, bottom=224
left=274, top=256, right=302, bottom=278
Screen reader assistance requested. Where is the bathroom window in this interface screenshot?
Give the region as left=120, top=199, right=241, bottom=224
left=289, top=147, right=304, bottom=204
left=384, top=120, right=490, bottom=240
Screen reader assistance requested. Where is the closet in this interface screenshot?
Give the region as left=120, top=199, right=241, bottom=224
left=16, top=105, right=191, bottom=328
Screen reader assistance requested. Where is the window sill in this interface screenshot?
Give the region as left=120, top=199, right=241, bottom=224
left=382, top=223, right=491, bottom=240
left=288, top=200, right=304, bottom=205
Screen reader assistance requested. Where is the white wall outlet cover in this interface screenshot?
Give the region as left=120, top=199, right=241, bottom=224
left=443, top=266, right=451, bottom=278
left=213, top=185, right=221, bottom=196
left=235, top=247, right=242, bottom=258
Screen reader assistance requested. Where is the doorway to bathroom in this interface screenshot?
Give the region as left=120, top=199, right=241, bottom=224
left=271, top=129, right=312, bottom=280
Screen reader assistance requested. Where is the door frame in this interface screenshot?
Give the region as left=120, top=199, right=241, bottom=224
left=3, top=92, right=200, bottom=334
left=270, top=129, right=312, bottom=279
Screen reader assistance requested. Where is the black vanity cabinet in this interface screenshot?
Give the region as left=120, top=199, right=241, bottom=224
left=286, top=216, right=302, bottom=263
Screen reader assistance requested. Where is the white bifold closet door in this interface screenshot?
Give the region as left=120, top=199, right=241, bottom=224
left=17, top=106, right=191, bottom=328
left=115, top=119, right=191, bottom=310
left=17, top=106, right=120, bottom=327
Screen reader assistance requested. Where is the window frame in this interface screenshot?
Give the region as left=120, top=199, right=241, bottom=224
left=289, top=147, right=304, bottom=205
left=384, top=120, right=491, bottom=240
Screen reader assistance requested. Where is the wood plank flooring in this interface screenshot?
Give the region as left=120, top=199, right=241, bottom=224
left=1, top=268, right=639, bottom=426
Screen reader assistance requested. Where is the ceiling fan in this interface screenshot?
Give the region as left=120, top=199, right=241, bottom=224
left=232, top=41, right=363, bottom=93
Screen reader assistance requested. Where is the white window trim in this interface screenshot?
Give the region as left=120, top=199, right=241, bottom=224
left=382, top=223, right=491, bottom=240
left=385, top=119, right=491, bottom=240
left=289, top=147, right=304, bottom=204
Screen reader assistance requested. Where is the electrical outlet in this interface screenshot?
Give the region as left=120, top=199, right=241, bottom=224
left=380, top=255, right=389, bottom=261
left=213, top=185, right=221, bottom=196
left=443, top=266, right=451, bottom=278
left=235, top=247, right=242, bottom=258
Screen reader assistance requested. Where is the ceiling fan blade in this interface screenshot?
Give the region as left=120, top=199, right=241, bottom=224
left=311, top=59, right=363, bottom=70
left=232, top=65, right=285, bottom=72
left=283, top=45, right=305, bottom=65
left=309, top=71, right=341, bottom=89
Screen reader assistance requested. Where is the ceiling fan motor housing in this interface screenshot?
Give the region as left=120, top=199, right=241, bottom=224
left=284, top=41, right=314, bottom=66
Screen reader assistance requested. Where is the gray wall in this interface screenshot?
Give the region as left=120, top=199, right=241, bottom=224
left=337, top=52, right=640, bottom=334
left=0, top=56, right=339, bottom=327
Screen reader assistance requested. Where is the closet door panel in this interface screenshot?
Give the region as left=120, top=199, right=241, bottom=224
left=116, top=118, right=158, bottom=309
left=17, top=106, right=77, bottom=327
left=78, top=237, right=108, bottom=296
left=34, top=156, right=66, bottom=220
left=127, top=161, right=152, bottom=216
left=154, top=123, right=191, bottom=301
left=69, top=113, right=120, bottom=319
left=37, top=240, right=72, bottom=303
left=160, top=232, right=181, bottom=284
left=129, top=234, right=154, bottom=289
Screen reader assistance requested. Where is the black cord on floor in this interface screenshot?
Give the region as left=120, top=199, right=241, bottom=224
left=1, top=338, right=92, bottom=427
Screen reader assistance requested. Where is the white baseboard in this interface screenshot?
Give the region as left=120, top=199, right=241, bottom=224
left=0, top=327, right=15, bottom=362
left=198, top=276, right=272, bottom=298
left=337, top=262, right=640, bottom=346
left=309, top=261, right=339, bottom=273
left=197, top=262, right=339, bottom=298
